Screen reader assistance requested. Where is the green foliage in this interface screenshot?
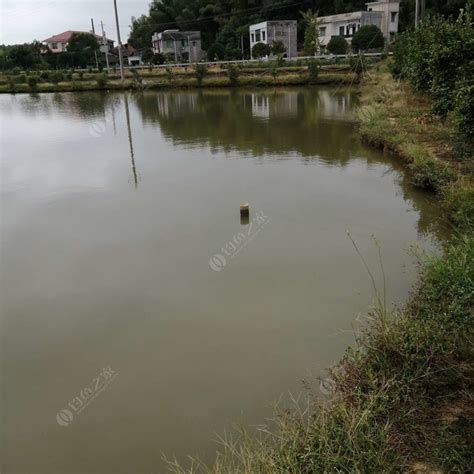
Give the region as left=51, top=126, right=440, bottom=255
left=392, top=0, right=474, bottom=162
left=409, top=156, right=456, bottom=193
left=39, top=71, right=49, bottom=81
left=14, top=74, right=26, bottom=84
left=67, top=33, right=99, bottom=53
left=327, top=36, right=348, bottom=55
left=271, top=40, right=286, bottom=56
left=251, top=42, right=271, bottom=59
left=351, top=25, right=384, bottom=51
left=152, top=53, right=165, bottom=65
left=27, top=75, right=38, bottom=90
left=194, top=64, right=207, bottom=85
left=453, top=79, right=474, bottom=160
left=96, top=73, right=108, bottom=88
left=141, top=48, right=154, bottom=64
left=302, top=9, right=319, bottom=55
left=307, top=59, right=320, bottom=83
left=227, top=65, right=239, bottom=86
left=50, top=71, right=64, bottom=84
left=207, top=42, right=226, bottom=61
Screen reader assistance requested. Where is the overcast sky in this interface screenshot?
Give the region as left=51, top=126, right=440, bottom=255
left=0, top=0, right=151, bottom=45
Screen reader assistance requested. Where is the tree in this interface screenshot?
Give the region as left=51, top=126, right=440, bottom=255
left=302, top=9, right=320, bottom=56
left=67, top=33, right=100, bottom=68
left=351, top=25, right=384, bottom=51
left=271, top=40, right=286, bottom=56
left=141, top=48, right=154, bottom=64
left=207, top=43, right=226, bottom=61
left=67, top=33, right=99, bottom=53
left=327, top=36, right=348, bottom=54
left=252, top=42, right=271, bottom=59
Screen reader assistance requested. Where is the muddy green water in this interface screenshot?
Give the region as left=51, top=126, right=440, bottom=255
left=1, top=88, right=443, bottom=473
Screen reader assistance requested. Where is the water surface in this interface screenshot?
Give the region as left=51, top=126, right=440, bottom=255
left=1, top=88, right=443, bottom=473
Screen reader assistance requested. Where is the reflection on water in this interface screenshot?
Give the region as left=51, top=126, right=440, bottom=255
left=1, top=88, right=446, bottom=473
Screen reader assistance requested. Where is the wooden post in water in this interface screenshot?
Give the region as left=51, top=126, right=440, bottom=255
left=240, top=203, right=249, bottom=225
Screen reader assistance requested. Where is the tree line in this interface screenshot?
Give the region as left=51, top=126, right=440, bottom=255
left=0, top=33, right=103, bottom=71
left=393, top=0, right=473, bottom=158
left=128, top=0, right=467, bottom=58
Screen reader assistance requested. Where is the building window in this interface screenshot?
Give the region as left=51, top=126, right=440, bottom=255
left=391, top=12, right=397, bottom=22
left=262, top=30, right=266, bottom=41
left=339, top=26, right=345, bottom=36
left=255, top=30, right=261, bottom=42
left=181, top=39, right=188, bottom=47
left=251, top=33, right=255, bottom=42
left=52, top=42, right=57, bottom=49
left=319, top=27, right=326, bottom=36
left=192, top=41, right=196, bottom=47
left=368, top=7, right=372, bottom=11
left=166, top=40, right=174, bottom=49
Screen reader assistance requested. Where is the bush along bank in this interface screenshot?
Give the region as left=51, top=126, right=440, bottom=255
left=0, top=62, right=360, bottom=94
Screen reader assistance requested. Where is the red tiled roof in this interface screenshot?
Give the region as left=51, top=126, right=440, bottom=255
left=43, top=30, right=112, bottom=43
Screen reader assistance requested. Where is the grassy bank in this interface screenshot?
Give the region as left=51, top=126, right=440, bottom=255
left=0, top=64, right=358, bottom=94
left=166, top=65, right=473, bottom=472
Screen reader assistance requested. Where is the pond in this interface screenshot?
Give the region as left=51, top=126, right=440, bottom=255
left=0, top=88, right=444, bottom=472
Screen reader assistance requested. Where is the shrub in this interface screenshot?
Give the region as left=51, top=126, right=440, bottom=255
left=227, top=65, right=239, bottom=86
left=307, top=60, right=320, bottom=83
left=39, top=71, right=49, bottom=81
left=207, top=43, right=226, bottom=61
left=271, top=40, right=286, bottom=56
left=453, top=79, right=474, bottom=160
left=96, top=73, right=108, bottom=88
left=409, top=156, right=456, bottom=193
left=252, top=42, right=271, bottom=59
left=50, top=71, right=63, bottom=84
left=194, top=64, right=207, bottom=85
left=327, top=36, right=348, bottom=55
left=27, top=76, right=39, bottom=90
left=351, top=25, right=384, bottom=51
left=152, top=53, right=165, bottom=65
left=15, top=74, right=27, bottom=84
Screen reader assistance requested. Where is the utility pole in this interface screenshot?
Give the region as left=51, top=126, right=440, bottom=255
left=91, top=18, right=99, bottom=69
left=113, top=0, right=125, bottom=80
left=100, top=21, right=110, bottom=70
left=415, top=0, right=419, bottom=26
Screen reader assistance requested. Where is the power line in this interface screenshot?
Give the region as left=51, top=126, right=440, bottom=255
left=121, top=0, right=310, bottom=29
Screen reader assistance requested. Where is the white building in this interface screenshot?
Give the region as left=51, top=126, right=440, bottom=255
left=43, top=30, right=114, bottom=54
left=249, top=21, right=297, bottom=59
left=318, top=0, right=399, bottom=49
left=151, top=30, right=205, bottom=62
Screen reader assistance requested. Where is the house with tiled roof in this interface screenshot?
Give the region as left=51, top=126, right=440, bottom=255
left=43, top=30, right=114, bottom=54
